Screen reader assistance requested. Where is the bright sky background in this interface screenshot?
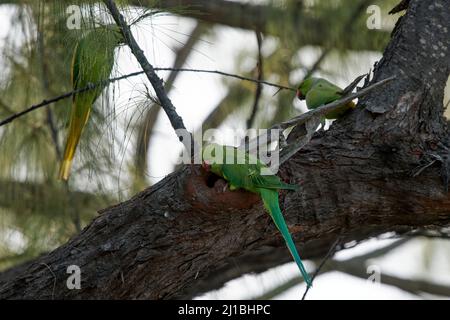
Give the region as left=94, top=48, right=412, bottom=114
left=0, top=2, right=449, bottom=300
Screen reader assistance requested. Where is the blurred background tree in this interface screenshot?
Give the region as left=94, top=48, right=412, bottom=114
left=0, top=0, right=448, bottom=299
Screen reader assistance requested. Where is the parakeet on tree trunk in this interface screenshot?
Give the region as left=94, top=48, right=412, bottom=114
left=59, top=26, right=124, bottom=180
left=297, top=77, right=355, bottom=119
left=202, top=144, right=312, bottom=287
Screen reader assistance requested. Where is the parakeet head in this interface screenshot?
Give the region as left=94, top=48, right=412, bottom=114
left=202, top=143, right=224, bottom=176
left=296, top=77, right=318, bottom=100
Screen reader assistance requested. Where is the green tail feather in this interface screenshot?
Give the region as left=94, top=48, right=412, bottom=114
left=259, top=188, right=312, bottom=288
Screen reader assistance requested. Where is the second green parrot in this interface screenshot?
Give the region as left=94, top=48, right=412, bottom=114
left=202, top=144, right=312, bottom=287
left=59, top=26, right=124, bottom=180
left=297, top=77, right=355, bottom=119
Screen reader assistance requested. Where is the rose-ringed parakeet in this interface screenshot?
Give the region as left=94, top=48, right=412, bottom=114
left=297, top=77, right=355, bottom=119
left=202, top=144, right=312, bottom=287
left=59, top=26, right=124, bottom=180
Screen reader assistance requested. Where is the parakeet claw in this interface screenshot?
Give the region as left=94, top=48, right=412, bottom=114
left=317, top=118, right=326, bottom=132
left=212, top=179, right=228, bottom=193
left=222, top=183, right=229, bottom=193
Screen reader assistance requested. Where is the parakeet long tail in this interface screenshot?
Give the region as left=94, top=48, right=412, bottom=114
left=58, top=105, right=91, bottom=180
left=259, top=188, right=312, bottom=287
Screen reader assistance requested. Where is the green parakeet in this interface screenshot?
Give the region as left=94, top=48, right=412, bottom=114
left=59, top=26, right=124, bottom=180
left=297, top=77, right=355, bottom=119
left=202, top=144, right=312, bottom=287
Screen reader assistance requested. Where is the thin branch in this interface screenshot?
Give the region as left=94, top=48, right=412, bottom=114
left=255, top=238, right=410, bottom=300
left=134, top=23, right=206, bottom=187
left=279, top=76, right=396, bottom=130
left=247, top=76, right=395, bottom=166
left=330, top=260, right=450, bottom=298
left=280, top=73, right=368, bottom=164
left=302, top=236, right=341, bottom=300
left=155, top=67, right=294, bottom=92
left=0, top=71, right=144, bottom=127
left=103, top=0, right=188, bottom=147
left=0, top=68, right=293, bottom=128
left=264, top=249, right=450, bottom=299
left=279, top=117, right=321, bottom=165
left=246, top=31, right=264, bottom=129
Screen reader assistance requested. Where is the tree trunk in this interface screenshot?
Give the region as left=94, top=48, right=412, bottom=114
left=0, top=0, right=449, bottom=299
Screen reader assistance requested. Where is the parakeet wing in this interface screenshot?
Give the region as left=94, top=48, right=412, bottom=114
left=305, top=84, right=342, bottom=109
left=251, top=174, right=298, bottom=191
left=306, top=79, right=357, bottom=119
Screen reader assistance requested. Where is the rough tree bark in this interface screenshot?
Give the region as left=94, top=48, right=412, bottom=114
left=0, top=0, right=449, bottom=299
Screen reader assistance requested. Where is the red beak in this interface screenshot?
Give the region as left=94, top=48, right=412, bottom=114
left=202, top=160, right=211, bottom=171
left=296, top=89, right=305, bottom=100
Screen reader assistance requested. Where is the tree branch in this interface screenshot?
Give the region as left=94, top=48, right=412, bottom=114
left=280, top=76, right=395, bottom=130
left=133, top=22, right=206, bottom=189
left=329, top=260, right=450, bottom=298
left=246, top=31, right=264, bottom=129
left=256, top=238, right=410, bottom=299
left=103, top=0, right=188, bottom=139
left=258, top=236, right=450, bottom=299
left=0, top=71, right=144, bottom=127
left=0, top=68, right=293, bottom=128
